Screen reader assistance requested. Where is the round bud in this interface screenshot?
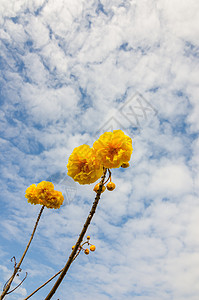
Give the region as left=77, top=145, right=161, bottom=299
left=121, top=162, right=130, bottom=168
left=106, top=182, right=116, bottom=191
left=90, top=245, right=96, bottom=252
left=84, top=248, right=89, bottom=255
left=87, top=236, right=90, bottom=240
left=72, top=245, right=75, bottom=250
left=93, top=183, right=106, bottom=193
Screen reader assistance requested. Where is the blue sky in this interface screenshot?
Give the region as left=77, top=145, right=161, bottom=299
left=0, top=0, right=199, bottom=299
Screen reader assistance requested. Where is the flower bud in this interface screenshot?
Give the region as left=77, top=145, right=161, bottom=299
left=121, top=162, right=129, bottom=168
left=84, top=248, right=89, bottom=255
left=93, top=183, right=106, bottom=193
left=90, top=245, right=96, bottom=252
left=107, top=182, right=116, bottom=191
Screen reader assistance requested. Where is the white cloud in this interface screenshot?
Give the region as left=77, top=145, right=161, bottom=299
left=148, top=161, right=193, bottom=197
left=0, top=0, right=199, bottom=299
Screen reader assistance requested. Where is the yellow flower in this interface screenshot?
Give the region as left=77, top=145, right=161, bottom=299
left=25, top=181, right=64, bottom=209
left=36, top=181, right=64, bottom=209
left=36, top=181, right=54, bottom=201
left=67, top=144, right=103, bottom=184
left=25, top=184, right=40, bottom=205
left=41, top=190, right=64, bottom=209
left=93, top=130, right=133, bottom=169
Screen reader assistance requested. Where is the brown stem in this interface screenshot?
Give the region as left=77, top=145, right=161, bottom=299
left=44, top=168, right=107, bottom=300
left=0, top=205, right=45, bottom=300
left=104, top=168, right=111, bottom=185
left=23, top=268, right=63, bottom=300
left=7, top=272, right=28, bottom=294
left=24, top=245, right=84, bottom=300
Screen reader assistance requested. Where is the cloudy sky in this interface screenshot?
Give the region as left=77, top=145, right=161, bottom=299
left=0, top=0, right=199, bottom=299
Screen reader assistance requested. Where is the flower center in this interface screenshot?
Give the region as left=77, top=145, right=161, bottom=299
left=108, top=145, right=118, bottom=159
left=79, top=160, right=89, bottom=173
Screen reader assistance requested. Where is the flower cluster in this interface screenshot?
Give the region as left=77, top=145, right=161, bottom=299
left=25, top=181, right=64, bottom=209
left=67, top=145, right=103, bottom=184
left=93, top=130, right=132, bottom=169
left=67, top=130, right=133, bottom=185
left=72, top=236, right=96, bottom=256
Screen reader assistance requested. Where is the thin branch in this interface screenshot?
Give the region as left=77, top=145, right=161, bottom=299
left=0, top=205, right=45, bottom=300
left=7, top=272, right=28, bottom=294
left=104, top=168, right=111, bottom=185
left=24, top=240, right=88, bottom=299
left=44, top=168, right=107, bottom=300
left=24, top=269, right=63, bottom=300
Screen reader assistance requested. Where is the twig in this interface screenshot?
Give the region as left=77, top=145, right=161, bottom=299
left=44, top=168, right=107, bottom=300
left=0, top=205, right=45, bottom=300
left=7, top=272, right=28, bottom=294
left=24, top=269, right=63, bottom=300
left=24, top=241, right=87, bottom=299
